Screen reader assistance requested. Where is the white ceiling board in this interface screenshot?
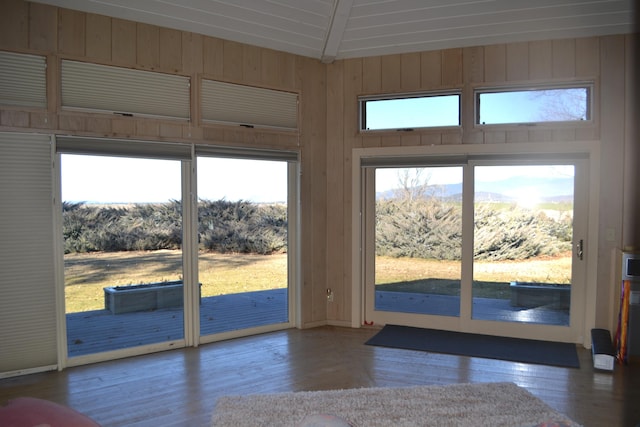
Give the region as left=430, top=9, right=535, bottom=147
left=30, top=0, right=636, bottom=62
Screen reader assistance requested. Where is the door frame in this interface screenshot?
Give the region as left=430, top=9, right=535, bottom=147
left=54, top=137, right=301, bottom=369
left=351, top=141, right=600, bottom=347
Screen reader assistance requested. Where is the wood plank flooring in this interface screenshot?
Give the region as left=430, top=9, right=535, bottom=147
left=1, top=326, right=639, bottom=426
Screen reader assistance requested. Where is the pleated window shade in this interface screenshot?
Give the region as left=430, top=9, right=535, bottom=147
left=201, top=79, right=298, bottom=130
left=0, top=51, right=47, bottom=108
left=61, top=60, right=190, bottom=120
left=0, top=132, right=57, bottom=376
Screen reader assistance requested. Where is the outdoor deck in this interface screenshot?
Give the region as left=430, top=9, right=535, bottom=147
left=67, top=289, right=569, bottom=357
left=67, top=289, right=288, bottom=357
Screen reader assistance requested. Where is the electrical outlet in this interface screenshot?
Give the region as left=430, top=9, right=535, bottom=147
left=605, top=228, right=615, bottom=242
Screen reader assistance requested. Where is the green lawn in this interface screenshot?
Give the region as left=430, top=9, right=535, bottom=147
left=64, top=250, right=287, bottom=313
left=64, top=250, right=571, bottom=313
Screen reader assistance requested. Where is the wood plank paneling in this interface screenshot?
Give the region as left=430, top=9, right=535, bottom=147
left=421, top=50, right=441, bottom=88
left=181, top=32, right=203, bottom=75
left=242, top=45, right=261, bottom=84
left=381, top=54, right=401, bottom=92
left=326, top=60, right=345, bottom=321
left=136, top=23, right=160, bottom=69
left=596, top=35, right=626, bottom=328
left=552, top=39, right=576, bottom=78
left=203, top=36, right=224, bottom=78
left=159, top=28, right=182, bottom=73
left=261, top=49, right=281, bottom=87
left=529, top=40, right=552, bottom=80
left=362, top=56, right=381, bottom=93
left=111, top=19, right=136, bottom=65
left=442, top=48, right=463, bottom=87
left=85, top=14, right=111, bottom=62
left=58, top=8, right=85, bottom=56
left=223, top=40, right=243, bottom=81
left=506, top=42, right=529, bottom=81
left=400, top=52, right=421, bottom=91
left=29, top=2, right=57, bottom=52
left=0, top=0, right=29, bottom=51
left=484, top=44, right=506, bottom=83
left=575, top=37, right=599, bottom=77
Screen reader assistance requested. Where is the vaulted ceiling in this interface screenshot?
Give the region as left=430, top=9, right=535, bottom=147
left=32, top=0, right=635, bottom=63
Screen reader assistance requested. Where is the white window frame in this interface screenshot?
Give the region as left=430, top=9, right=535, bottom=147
left=358, top=91, right=462, bottom=132
left=474, top=83, right=594, bottom=127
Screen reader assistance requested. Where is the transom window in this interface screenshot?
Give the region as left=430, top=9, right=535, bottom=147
left=476, top=85, right=591, bottom=125
left=359, top=92, right=461, bottom=131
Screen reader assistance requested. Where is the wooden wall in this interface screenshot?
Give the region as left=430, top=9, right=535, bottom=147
left=0, top=0, right=328, bottom=328
left=0, top=0, right=636, bottom=333
left=325, top=35, right=635, bottom=331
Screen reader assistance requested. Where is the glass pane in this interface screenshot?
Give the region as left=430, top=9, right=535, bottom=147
left=375, top=167, right=463, bottom=316
left=472, top=165, right=574, bottom=325
left=62, top=155, right=184, bottom=357
left=478, top=87, right=589, bottom=125
left=363, top=94, right=460, bottom=130
left=197, top=157, right=289, bottom=336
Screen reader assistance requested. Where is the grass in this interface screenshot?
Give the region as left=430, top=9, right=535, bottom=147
left=375, top=254, right=571, bottom=299
left=65, top=250, right=287, bottom=313
left=64, top=250, right=571, bottom=313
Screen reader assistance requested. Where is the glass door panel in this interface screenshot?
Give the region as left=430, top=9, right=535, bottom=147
left=197, top=157, right=289, bottom=336
left=62, top=155, right=184, bottom=357
left=472, top=165, right=574, bottom=326
left=374, top=167, right=463, bottom=317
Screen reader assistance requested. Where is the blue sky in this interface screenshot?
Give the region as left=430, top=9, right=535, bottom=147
left=61, top=155, right=287, bottom=204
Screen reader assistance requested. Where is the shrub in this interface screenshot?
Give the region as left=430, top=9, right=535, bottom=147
left=375, top=198, right=572, bottom=261
left=62, top=199, right=287, bottom=255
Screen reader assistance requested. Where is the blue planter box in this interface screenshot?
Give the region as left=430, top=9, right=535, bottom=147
left=509, top=281, right=570, bottom=310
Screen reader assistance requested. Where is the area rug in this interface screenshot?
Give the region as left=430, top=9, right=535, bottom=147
left=365, top=325, right=580, bottom=368
left=211, top=382, right=580, bottom=427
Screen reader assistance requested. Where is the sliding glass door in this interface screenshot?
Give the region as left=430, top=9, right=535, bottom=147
left=196, top=155, right=293, bottom=339
left=363, top=156, right=588, bottom=342
left=373, top=166, right=463, bottom=317
left=56, top=138, right=299, bottom=364
left=472, top=164, right=577, bottom=327
left=61, top=154, right=185, bottom=358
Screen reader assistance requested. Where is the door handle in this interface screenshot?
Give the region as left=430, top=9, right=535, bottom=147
left=576, top=239, right=583, bottom=260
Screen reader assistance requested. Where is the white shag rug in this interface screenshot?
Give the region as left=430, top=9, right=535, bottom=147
left=211, top=382, right=581, bottom=427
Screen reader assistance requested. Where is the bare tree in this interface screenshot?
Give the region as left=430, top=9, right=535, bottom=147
left=529, top=88, right=587, bottom=122
left=393, top=168, right=432, bottom=203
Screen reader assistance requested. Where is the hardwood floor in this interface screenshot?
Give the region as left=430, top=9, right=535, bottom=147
left=1, top=326, right=638, bottom=426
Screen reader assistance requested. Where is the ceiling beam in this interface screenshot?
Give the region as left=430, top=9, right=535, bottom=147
left=321, top=0, right=354, bottom=63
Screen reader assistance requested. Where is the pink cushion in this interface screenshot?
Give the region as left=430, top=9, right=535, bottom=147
left=0, top=397, right=100, bottom=427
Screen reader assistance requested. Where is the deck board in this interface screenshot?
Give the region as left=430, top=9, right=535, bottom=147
left=67, top=289, right=568, bottom=357
left=67, top=289, right=288, bottom=357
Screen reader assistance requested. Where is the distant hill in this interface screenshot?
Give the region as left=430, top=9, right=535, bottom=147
left=377, top=176, right=573, bottom=203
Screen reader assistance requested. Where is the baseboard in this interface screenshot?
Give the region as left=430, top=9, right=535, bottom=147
left=0, top=364, right=57, bottom=380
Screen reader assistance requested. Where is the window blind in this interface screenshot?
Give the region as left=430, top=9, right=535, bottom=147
left=0, top=51, right=47, bottom=108
left=195, top=144, right=298, bottom=162
left=61, top=60, right=190, bottom=120
left=56, top=136, right=192, bottom=160
left=0, top=132, right=57, bottom=376
left=201, top=79, right=298, bottom=130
